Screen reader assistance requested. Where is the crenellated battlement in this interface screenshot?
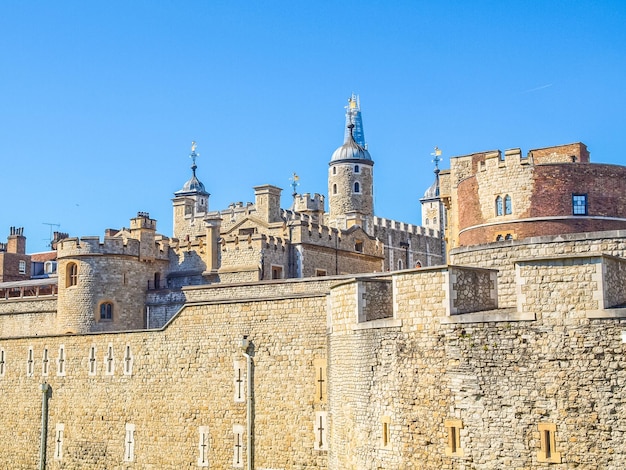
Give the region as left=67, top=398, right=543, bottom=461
left=294, top=193, right=325, bottom=213
left=57, top=236, right=142, bottom=258
left=372, top=216, right=438, bottom=238
left=57, top=235, right=170, bottom=261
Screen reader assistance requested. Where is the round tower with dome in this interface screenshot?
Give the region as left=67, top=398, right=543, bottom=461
left=327, top=121, right=375, bottom=233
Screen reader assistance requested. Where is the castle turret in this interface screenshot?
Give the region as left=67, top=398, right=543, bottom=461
left=172, top=142, right=210, bottom=240
left=130, top=212, right=157, bottom=261
left=254, top=185, right=283, bottom=224
left=328, top=118, right=374, bottom=233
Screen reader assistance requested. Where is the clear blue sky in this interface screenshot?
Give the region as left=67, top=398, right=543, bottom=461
left=2, top=1, right=625, bottom=253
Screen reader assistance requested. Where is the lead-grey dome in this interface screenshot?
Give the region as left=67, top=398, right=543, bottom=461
left=175, top=144, right=209, bottom=196
left=423, top=178, right=439, bottom=199
left=176, top=172, right=208, bottom=195
left=330, top=123, right=372, bottom=163
left=331, top=139, right=372, bottom=162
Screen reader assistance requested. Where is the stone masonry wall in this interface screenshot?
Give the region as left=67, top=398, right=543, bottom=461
left=0, top=279, right=332, bottom=469
left=329, top=257, right=626, bottom=469
left=603, top=255, right=626, bottom=308
left=450, top=230, right=626, bottom=308
left=0, top=298, right=58, bottom=337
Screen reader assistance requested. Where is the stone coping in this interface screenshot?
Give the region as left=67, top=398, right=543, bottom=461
left=586, top=307, right=626, bottom=319
left=352, top=318, right=402, bottom=330
left=440, top=308, right=534, bottom=324
left=450, top=229, right=626, bottom=255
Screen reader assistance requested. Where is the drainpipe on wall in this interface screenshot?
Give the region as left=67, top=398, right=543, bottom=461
left=39, top=382, right=50, bottom=470
left=240, top=336, right=253, bottom=470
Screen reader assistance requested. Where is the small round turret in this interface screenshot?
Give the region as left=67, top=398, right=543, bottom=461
left=328, top=123, right=375, bottom=232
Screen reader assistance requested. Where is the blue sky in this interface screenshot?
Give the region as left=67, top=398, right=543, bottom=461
left=1, top=1, right=625, bottom=253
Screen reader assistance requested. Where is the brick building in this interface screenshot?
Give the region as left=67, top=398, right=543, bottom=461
left=438, top=142, right=626, bottom=250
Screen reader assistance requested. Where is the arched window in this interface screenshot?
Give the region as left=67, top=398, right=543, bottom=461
left=433, top=217, right=437, bottom=225
left=415, top=261, right=422, bottom=268
left=425, top=218, right=429, bottom=225
left=496, top=235, right=504, bottom=241
left=354, top=165, right=360, bottom=173
left=398, top=259, right=403, bottom=270
left=332, top=167, right=336, bottom=175
left=66, top=262, right=78, bottom=287
left=505, top=233, right=513, bottom=240
left=504, top=195, right=512, bottom=215
left=100, top=302, right=113, bottom=321
left=495, top=196, right=503, bottom=216
left=354, top=182, right=360, bottom=193
left=333, top=184, right=337, bottom=194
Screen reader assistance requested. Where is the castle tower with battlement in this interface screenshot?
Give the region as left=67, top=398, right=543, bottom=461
left=172, top=142, right=210, bottom=241
left=55, top=213, right=170, bottom=333
left=439, top=142, right=626, bottom=251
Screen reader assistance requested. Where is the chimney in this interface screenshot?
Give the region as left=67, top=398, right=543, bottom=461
left=7, top=227, right=26, bottom=254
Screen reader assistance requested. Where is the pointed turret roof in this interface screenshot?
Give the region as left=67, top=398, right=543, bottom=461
left=175, top=142, right=209, bottom=196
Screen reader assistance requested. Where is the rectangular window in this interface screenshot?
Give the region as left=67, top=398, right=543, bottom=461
left=233, top=360, right=245, bottom=403
left=355, top=240, right=363, bottom=252
left=18, top=260, right=26, bottom=274
left=538, top=422, right=561, bottom=463
left=54, top=423, right=64, bottom=460
left=572, top=194, right=588, bottom=215
left=381, top=416, right=391, bottom=450
left=27, top=347, right=34, bottom=377
left=42, top=347, right=49, bottom=377
left=271, top=265, right=283, bottom=280
left=123, top=345, right=133, bottom=376
left=444, top=419, right=464, bottom=457
left=88, top=345, right=97, bottom=376
left=313, top=358, right=327, bottom=403
left=105, top=343, right=114, bottom=376
left=57, top=345, right=66, bottom=377
left=0, top=348, right=5, bottom=377
left=124, top=423, right=135, bottom=462
left=314, top=411, right=328, bottom=451
left=233, top=424, right=244, bottom=468
left=315, top=269, right=327, bottom=277
left=198, top=426, right=210, bottom=467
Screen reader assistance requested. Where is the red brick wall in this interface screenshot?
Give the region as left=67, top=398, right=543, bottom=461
left=529, top=163, right=626, bottom=218
left=0, top=253, right=31, bottom=282
left=458, top=163, right=626, bottom=246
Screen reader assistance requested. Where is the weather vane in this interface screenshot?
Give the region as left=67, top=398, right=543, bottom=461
left=431, top=147, right=442, bottom=170
left=290, top=172, right=300, bottom=196
left=190, top=141, right=199, bottom=166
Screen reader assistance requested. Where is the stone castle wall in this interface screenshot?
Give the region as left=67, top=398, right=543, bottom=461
left=0, top=278, right=336, bottom=469
left=329, top=256, right=626, bottom=469
left=449, top=230, right=626, bottom=308
left=0, top=298, right=57, bottom=337
left=3, top=241, right=626, bottom=468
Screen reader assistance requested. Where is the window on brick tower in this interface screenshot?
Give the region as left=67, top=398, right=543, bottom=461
left=572, top=194, right=588, bottom=215
left=495, top=196, right=503, bottom=216
left=100, top=302, right=113, bottom=321
left=504, top=195, right=512, bottom=215
left=18, top=260, right=26, bottom=274
left=354, top=182, right=360, bottom=193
